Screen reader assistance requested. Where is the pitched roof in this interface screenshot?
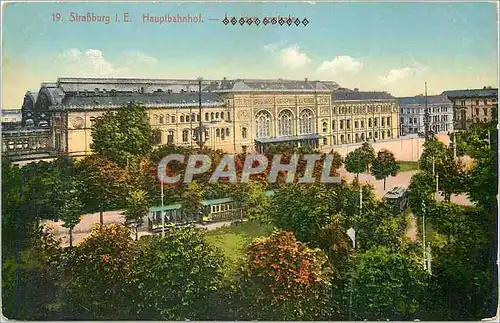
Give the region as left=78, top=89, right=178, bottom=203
left=52, top=92, right=225, bottom=110
left=210, top=79, right=339, bottom=92
left=441, top=88, right=498, bottom=98
left=332, top=90, right=395, bottom=101
left=398, top=95, right=452, bottom=105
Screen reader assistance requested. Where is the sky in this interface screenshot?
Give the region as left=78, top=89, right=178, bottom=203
left=1, top=1, right=498, bottom=109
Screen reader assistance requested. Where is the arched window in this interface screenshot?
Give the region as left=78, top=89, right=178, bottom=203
left=255, top=111, right=271, bottom=138
left=171, top=116, right=175, bottom=123
left=192, top=113, right=196, bottom=122
left=211, top=112, right=214, bottom=120
left=167, top=131, right=174, bottom=144
left=227, top=112, right=231, bottom=121
left=216, top=128, right=221, bottom=138
left=153, top=130, right=162, bottom=145
left=368, top=118, right=372, bottom=127
left=242, top=127, right=247, bottom=139
left=332, top=120, right=336, bottom=130
left=182, top=130, right=189, bottom=142
left=361, top=133, right=365, bottom=141
left=340, top=134, right=345, bottom=143
left=180, top=115, right=185, bottom=123
left=216, top=112, right=220, bottom=119
left=221, top=129, right=225, bottom=140
left=387, top=130, right=391, bottom=137
left=299, top=109, right=314, bottom=134
left=153, top=114, right=158, bottom=124
left=374, top=118, right=378, bottom=127
left=387, top=117, right=391, bottom=126
left=166, top=114, right=170, bottom=124
left=221, top=112, right=225, bottom=119
left=322, top=121, right=328, bottom=132
left=159, top=115, right=164, bottom=124
left=278, top=110, right=293, bottom=136
left=226, top=128, right=230, bottom=137
left=205, top=112, right=209, bottom=121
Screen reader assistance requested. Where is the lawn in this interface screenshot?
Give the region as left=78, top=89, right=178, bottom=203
left=397, top=161, right=420, bottom=172
left=205, top=220, right=273, bottom=279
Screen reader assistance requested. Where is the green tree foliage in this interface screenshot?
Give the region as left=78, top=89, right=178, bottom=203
left=350, top=246, right=429, bottom=320
left=237, top=230, right=335, bottom=320
left=62, top=224, right=136, bottom=320
left=56, top=181, right=84, bottom=248
left=2, top=228, right=63, bottom=320
left=75, top=156, right=129, bottom=224
left=131, top=227, right=224, bottom=320
left=419, top=137, right=447, bottom=173
left=423, top=202, right=497, bottom=320
left=91, top=104, right=153, bottom=167
left=359, top=142, right=376, bottom=171
left=123, top=189, right=149, bottom=240
left=345, top=148, right=367, bottom=179
left=407, top=172, right=436, bottom=217
left=180, top=181, right=203, bottom=222
left=371, top=149, right=399, bottom=190
left=329, top=150, right=344, bottom=171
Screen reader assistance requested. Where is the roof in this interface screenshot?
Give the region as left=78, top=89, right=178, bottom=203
left=442, top=88, right=498, bottom=99
left=149, top=204, right=181, bottom=212
left=254, top=134, right=321, bottom=144
left=52, top=92, right=225, bottom=110
left=384, top=186, right=407, bottom=199
left=398, top=95, right=452, bottom=105
left=1, top=109, right=22, bottom=115
left=210, top=79, right=339, bottom=93
left=332, top=90, right=395, bottom=101
left=202, top=197, right=233, bottom=206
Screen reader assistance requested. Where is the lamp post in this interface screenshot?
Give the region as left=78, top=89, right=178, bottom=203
left=422, top=200, right=427, bottom=270
left=194, top=77, right=208, bottom=149
left=348, top=185, right=362, bottom=321
left=161, top=175, right=165, bottom=238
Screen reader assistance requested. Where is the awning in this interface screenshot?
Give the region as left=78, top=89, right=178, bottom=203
left=254, top=134, right=322, bottom=144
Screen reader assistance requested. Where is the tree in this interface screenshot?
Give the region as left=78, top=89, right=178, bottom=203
left=57, top=182, right=84, bottom=248
left=2, top=227, right=63, bottom=320
left=180, top=181, right=203, bottom=222
left=131, top=227, right=224, bottom=320
left=122, top=189, right=149, bottom=240
left=419, top=137, right=447, bottom=174
left=345, top=148, right=367, bottom=179
left=237, top=230, right=335, bottom=320
left=329, top=150, right=344, bottom=172
left=75, top=156, right=129, bottom=226
left=407, top=172, right=436, bottom=217
left=371, top=149, right=399, bottom=190
left=62, top=224, right=136, bottom=320
left=359, top=142, right=376, bottom=172
left=350, top=246, right=429, bottom=320
left=91, top=104, right=153, bottom=167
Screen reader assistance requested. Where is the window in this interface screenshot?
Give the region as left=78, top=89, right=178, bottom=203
left=414, top=117, right=417, bottom=124
left=182, top=130, right=189, bottom=143
left=323, top=138, right=327, bottom=145
left=211, top=112, right=214, bottom=120
left=278, top=110, right=293, bottom=136
left=205, top=112, right=209, bottom=121
left=216, top=128, right=220, bottom=138
left=461, top=100, right=466, bottom=106
left=227, top=112, right=231, bottom=121
left=180, top=116, right=185, bottom=123
left=255, top=111, right=271, bottom=138
left=167, top=131, right=174, bottom=144
left=354, top=121, right=358, bottom=129
left=375, top=131, right=379, bottom=139
left=332, top=120, right=336, bottom=130
left=475, top=108, right=479, bottom=116
left=299, top=109, right=314, bottom=134
left=153, top=114, right=158, bottom=124
left=374, top=118, right=378, bottom=127
left=483, top=108, right=488, bottom=116
left=153, top=130, right=162, bottom=145
left=192, top=113, right=196, bottom=122
left=322, top=121, right=328, bottom=132
left=221, top=128, right=225, bottom=140
left=197, top=114, right=201, bottom=122
left=387, top=117, right=391, bottom=126
left=381, top=132, right=385, bottom=139
left=361, top=120, right=364, bottom=128
left=171, top=116, right=175, bottom=123
left=409, top=118, right=413, bottom=124
left=226, top=128, right=230, bottom=137
left=221, top=112, right=224, bottom=119
left=381, top=118, right=385, bottom=127
left=242, top=127, right=247, bottom=139
left=216, top=112, right=220, bottom=119
left=476, top=100, right=480, bottom=105
left=340, top=120, right=344, bottom=130
left=368, top=118, right=372, bottom=127
left=340, top=134, right=345, bottom=143
left=346, top=119, right=351, bottom=130
left=159, top=115, right=164, bottom=124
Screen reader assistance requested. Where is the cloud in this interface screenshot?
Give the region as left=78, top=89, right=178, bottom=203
left=380, top=65, right=429, bottom=84
left=58, top=48, right=131, bottom=77
left=279, top=45, right=311, bottom=69
left=263, top=41, right=286, bottom=53
left=317, top=55, right=364, bottom=74
left=123, top=51, right=159, bottom=66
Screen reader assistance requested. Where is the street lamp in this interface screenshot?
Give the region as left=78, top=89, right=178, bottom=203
left=193, top=77, right=209, bottom=149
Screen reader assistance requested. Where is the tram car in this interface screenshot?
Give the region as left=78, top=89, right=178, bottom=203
left=147, top=190, right=275, bottom=233
left=383, top=186, right=408, bottom=214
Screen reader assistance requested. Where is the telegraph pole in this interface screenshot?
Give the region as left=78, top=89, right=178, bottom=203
left=197, top=77, right=206, bottom=150
left=422, top=200, right=427, bottom=270
left=161, top=176, right=165, bottom=238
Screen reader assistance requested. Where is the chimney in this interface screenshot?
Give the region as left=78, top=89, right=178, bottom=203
left=305, top=77, right=308, bottom=83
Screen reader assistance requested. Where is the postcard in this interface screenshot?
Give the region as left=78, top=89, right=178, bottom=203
left=1, top=1, right=498, bottom=321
